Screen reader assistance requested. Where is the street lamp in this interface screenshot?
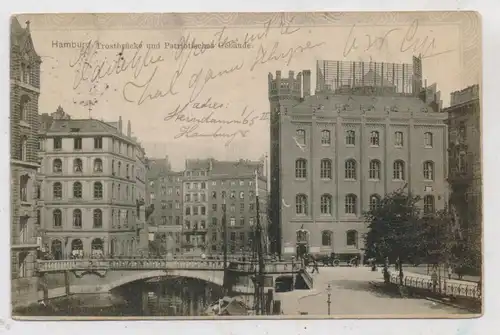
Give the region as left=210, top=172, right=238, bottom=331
left=326, top=284, right=332, bottom=315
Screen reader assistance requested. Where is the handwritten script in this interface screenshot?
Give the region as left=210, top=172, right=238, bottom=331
left=343, top=19, right=454, bottom=59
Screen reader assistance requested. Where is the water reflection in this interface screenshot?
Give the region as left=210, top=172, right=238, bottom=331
left=15, top=277, right=226, bottom=317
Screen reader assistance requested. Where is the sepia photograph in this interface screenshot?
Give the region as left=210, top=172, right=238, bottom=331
left=9, top=11, right=482, bottom=319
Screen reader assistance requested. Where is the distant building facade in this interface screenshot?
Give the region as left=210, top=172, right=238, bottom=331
left=10, top=18, right=42, bottom=306
left=445, top=85, right=481, bottom=266
left=207, top=159, right=267, bottom=255
left=38, top=109, right=148, bottom=259
left=269, top=58, right=448, bottom=260
left=146, top=157, right=183, bottom=254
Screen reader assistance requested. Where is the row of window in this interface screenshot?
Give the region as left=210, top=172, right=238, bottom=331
left=49, top=238, right=137, bottom=259
left=297, top=230, right=360, bottom=247
left=294, top=193, right=436, bottom=215
left=51, top=208, right=134, bottom=228
left=295, top=159, right=435, bottom=181
left=297, top=129, right=434, bottom=148
left=52, top=137, right=135, bottom=157
left=52, top=181, right=135, bottom=201
left=51, top=158, right=135, bottom=179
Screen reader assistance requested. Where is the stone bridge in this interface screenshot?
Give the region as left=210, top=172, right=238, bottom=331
left=35, top=258, right=312, bottom=305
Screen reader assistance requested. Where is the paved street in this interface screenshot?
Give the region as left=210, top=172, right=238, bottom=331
left=275, top=267, right=472, bottom=316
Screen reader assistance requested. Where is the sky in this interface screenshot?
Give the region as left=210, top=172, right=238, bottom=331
left=19, top=13, right=480, bottom=171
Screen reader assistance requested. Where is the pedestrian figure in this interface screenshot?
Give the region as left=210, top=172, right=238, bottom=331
left=431, top=269, right=438, bottom=293
left=447, top=265, right=453, bottom=280
left=311, top=255, right=319, bottom=274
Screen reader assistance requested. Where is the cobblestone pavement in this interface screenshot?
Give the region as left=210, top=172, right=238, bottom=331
left=275, top=267, right=472, bottom=316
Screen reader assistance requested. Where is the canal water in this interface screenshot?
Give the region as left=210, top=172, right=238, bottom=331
left=14, top=277, right=229, bottom=317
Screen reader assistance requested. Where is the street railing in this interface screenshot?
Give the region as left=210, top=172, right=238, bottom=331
left=389, top=273, right=481, bottom=300
left=36, top=258, right=302, bottom=274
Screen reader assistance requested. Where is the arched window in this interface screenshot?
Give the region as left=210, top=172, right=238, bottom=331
left=73, top=182, right=82, bottom=198
left=91, top=238, right=104, bottom=257
left=295, top=159, right=307, bottom=178
left=423, top=195, right=435, bottom=214
left=53, top=182, right=62, bottom=199
left=369, top=159, right=381, bottom=180
left=295, top=194, right=308, bottom=215
left=53, top=159, right=62, bottom=173
left=53, top=209, right=62, bottom=227
left=393, top=160, right=405, bottom=180
left=320, top=159, right=332, bottom=179
left=424, top=132, right=433, bottom=147
left=320, top=194, right=332, bottom=215
left=20, top=136, right=27, bottom=161
left=296, top=129, right=306, bottom=145
left=93, top=209, right=102, bottom=228
left=345, top=159, right=357, bottom=180
left=73, top=158, right=83, bottom=172
left=321, top=130, right=331, bottom=145
left=20, top=174, right=29, bottom=202
left=346, top=230, right=358, bottom=247
left=73, top=209, right=82, bottom=228
left=20, top=95, right=30, bottom=121
left=94, top=182, right=103, bottom=199
left=94, top=158, right=103, bottom=172
left=51, top=240, right=63, bottom=260
left=346, top=130, right=355, bottom=145
left=345, top=194, right=357, bottom=214
left=369, top=194, right=381, bottom=211
left=423, top=161, right=434, bottom=180
left=71, top=239, right=84, bottom=258
left=370, top=131, right=380, bottom=146
left=322, top=230, right=333, bottom=246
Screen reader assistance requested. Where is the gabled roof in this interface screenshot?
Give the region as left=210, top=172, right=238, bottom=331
left=48, top=118, right=121, bottom=135
left=10, top=17, right=40, bottom=59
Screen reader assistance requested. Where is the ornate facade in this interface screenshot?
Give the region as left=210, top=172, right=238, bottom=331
left=10, top=18, right=42, bottom=306
left=38, top=110, right=148, bottom=259
left=269, top=58, right=448, bottom=260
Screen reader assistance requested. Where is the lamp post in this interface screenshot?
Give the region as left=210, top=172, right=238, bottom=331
left=291, top=256, right=295, bottom=290
left=326, top=284, right=332, bottom=315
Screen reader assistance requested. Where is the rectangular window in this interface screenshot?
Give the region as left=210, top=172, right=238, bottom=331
left=74, top=137, right=82, bottom=150
left=94, top=137, right=102, bottom=149
left=54, top=137, right=62, bottom=150
left=394, top=132, right=404, bottom=147
left=240, top=203, right=245, bottom=212
left=212, top=204, right=217, bottom=211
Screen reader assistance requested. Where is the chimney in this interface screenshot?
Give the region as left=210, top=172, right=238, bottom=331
left=127, top=120, right=131, bottom=136
left=302, top=70, right=311, bottom=97
left=118, top=116, right=123, bottom=134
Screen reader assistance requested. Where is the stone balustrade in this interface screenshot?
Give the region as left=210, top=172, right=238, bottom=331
left=36, top=259, right=302, bottom=274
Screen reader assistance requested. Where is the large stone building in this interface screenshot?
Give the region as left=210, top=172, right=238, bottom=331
left=10, top=18, right=42, bottom=306
left=268, top=58, right=448, bottom=261
left=38, top=109, right=148, bottom=259
left=444, top=84, right=481, bottom=269
left=181, top=158, right=267, bottom=256
left=146, top=157, right=183, bottom=254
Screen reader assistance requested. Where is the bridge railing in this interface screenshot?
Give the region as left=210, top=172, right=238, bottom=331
left=36, top=258, right=303, bottom=273
left=36, top=259, right=226, bottom=272
left=389, top=273, right=481, bottom=300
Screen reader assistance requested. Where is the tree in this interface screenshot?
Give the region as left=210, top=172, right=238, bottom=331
left=419, top=209, right=455, bottom=266
left=363, top=189, right=422, bottom=284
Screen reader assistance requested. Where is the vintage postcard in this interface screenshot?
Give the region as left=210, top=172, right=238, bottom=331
left=10, top=12, right=482, bottom=319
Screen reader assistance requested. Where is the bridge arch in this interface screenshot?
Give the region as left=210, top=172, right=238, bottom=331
left=104, top=269, right=225, bottom=291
